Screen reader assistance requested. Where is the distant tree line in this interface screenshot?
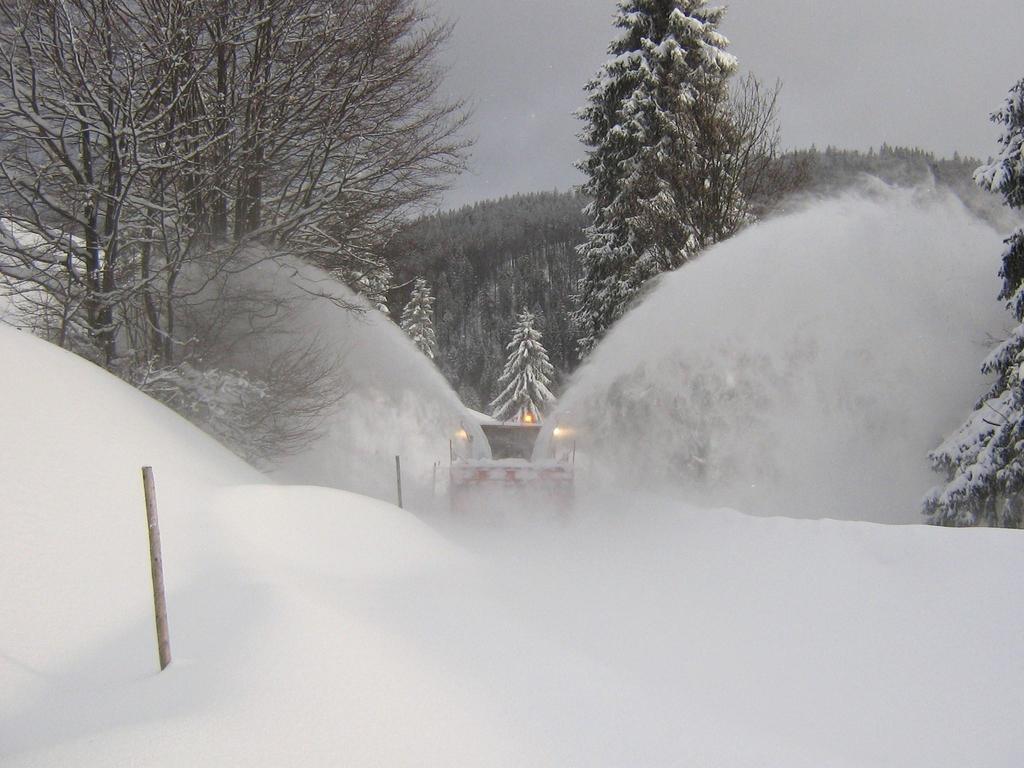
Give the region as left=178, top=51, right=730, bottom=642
left=384, top=191, right=587, bottom=410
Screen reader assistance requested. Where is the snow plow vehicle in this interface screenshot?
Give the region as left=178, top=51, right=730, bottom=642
left=449, top=411, right=574, bottom=511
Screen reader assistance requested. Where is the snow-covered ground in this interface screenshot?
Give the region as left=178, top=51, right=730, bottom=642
left=3, top=315, right=1023, bottom=766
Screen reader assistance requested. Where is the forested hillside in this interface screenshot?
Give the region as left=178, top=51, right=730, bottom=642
left=385, top=147, right=1006, bottom=411
left=384, top=192, right=588, bottom=410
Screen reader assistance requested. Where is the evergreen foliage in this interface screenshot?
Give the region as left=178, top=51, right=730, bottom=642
left=385, top=191, right=586, bottom=408
left=490, top=309, right=555, bottom=422
left=333, top=264, right=393, bottom=313
left=399, top=278, right=438, bottom=360
left=574, top=0, right=738, bottom=356
left=925, top=78, right=1024, bottom=528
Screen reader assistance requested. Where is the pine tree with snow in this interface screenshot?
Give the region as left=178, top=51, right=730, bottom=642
left=332, top=264, right=393, bottom=314
left=491, top=309, right=555, bottom=423
left=355, top=264, right=393, bottom=314
left=924, top=77, right=1024, bottom=528
left=400, top=277, right=437, bottom=360
left=573, top=0, right=738, bottom=356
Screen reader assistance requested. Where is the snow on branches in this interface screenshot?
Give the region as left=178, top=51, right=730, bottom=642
left=332, top=264, right=393, bottom=314
left=0, top=0, right=464, bottom=368
left=400, top=277, right=438, bottom=360
left=491, top=308, right=555, bottom=423
left=573, top=0, right=745, bottom=356
left=925, top=77, right=1024, bottom=528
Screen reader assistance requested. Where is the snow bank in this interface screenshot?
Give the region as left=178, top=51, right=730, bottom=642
left=0, top=326, right=259, bottom=684
left=555, top=184, right=1009, bottom=523
left=0, top=325, right=476, bottom=764
left=0, top=324, right=259, bottom=758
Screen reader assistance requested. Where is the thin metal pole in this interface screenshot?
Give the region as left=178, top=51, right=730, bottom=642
left=141, top=466, right=171, bottom=671
left=395, top=455, right=404, bottom=509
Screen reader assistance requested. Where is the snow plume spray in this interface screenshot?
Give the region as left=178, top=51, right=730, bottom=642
left=552, top=183, right=1009, bottom=523
left=202, top=256, right=480, bottom=507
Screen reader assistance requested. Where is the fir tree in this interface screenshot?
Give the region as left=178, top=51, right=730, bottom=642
left=356, top=265, right=393, bottom=314
left=491, top=308, right=555, bottom=423
left=924, top=77, right=1024, bottom=528
left=573, top=0, right=738, bottom=356
left=400, top=277, right=437, bottom=360
left=332, top=264, right=393, bottom=314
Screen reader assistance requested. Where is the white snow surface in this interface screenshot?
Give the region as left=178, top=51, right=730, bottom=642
left=555, top=184, right=1011, bottom=523
left=3, top=320, right=1024, bottom=766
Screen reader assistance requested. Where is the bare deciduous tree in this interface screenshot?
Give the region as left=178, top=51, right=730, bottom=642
left=0, top=0, right=467, bottom=460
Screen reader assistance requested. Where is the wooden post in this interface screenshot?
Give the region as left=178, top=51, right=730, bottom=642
left=141, top=466, right=172, bottom=671
left=395, top=455, right=404, bottom=509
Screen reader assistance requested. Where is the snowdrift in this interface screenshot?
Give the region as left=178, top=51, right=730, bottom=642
left=556, top=184, right=1010, bottom=523
left=3, top=321, right=1024, bottom=767
left=0, top=325, right=471, bottom=764
left=0, top=325, right=260, bottom=688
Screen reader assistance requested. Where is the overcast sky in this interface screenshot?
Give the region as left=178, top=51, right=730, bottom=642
left=432, top=0, right=1023, bottom=210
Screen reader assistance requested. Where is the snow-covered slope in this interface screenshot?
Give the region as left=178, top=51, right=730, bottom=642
left=0, top=325, right=471, bottom=763
left=2, top=325, right=1023, bottom=767
left=0, top=324, right=260, bottom=686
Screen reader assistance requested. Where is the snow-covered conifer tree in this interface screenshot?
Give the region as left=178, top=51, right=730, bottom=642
left=574, top=0, right=738, bottom=356
left=925, top=78, right=1024, bottom=527
left=331, top=264, right=393, bottom=314
left=400, top=277, right=437, bottom=359
left=491, top=309, right=555, bottom=423
left=356, top=265, right=393, bottom=314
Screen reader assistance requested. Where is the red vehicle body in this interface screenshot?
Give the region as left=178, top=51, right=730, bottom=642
left=449, top=421, right=574, bottom=511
